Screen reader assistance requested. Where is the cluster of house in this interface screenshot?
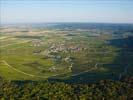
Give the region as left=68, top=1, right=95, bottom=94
left=30, top=39, right=44, bottom=47
left=31, top=42, right=86, bottom=72
left=45, top=53, right=73, bottom=64
left=52, top=56, right=73, bottom=72
left=48, top=43, right=86, bottom=53
left=48, top=62, right=73, bottom=72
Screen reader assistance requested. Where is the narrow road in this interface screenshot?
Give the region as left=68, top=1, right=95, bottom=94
left=119, top=64, right=129, bottom=80
left=2, top=60, right=35, bottom=77
left=1, top=60, right=70, bottom=79
left=124, top=64, right=128, bottom=74
left=71, top=70, right=89, bottom=77
left=1, top=60, right=47, bottom=78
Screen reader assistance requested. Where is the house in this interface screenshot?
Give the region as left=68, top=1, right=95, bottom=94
left=68, top=63, right=73, bottom=71
left=49, top=66, right=56, bottom=72
left=31, top=39, right=43, bottom=47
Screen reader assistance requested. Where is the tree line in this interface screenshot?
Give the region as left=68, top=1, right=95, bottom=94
left=0, top=77, right=132, bottom=100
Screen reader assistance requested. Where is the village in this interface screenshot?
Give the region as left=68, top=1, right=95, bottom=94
left=29, top=38, right=89, bottom=72
left=29, top=36, right=112, bottom=73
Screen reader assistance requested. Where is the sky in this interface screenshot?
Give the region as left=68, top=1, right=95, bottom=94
left=0, top=0, right=133, bottom=24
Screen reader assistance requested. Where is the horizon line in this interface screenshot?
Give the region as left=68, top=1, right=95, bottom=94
left=1, top=22, right=133, bottom=25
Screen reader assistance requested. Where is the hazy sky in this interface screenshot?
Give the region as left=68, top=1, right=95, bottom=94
left=1, top=0, right=133, bottom=24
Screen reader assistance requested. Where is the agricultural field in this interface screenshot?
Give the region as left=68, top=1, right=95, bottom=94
left=0, top=23, right=133, bottom=83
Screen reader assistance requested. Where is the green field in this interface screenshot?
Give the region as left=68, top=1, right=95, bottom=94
left=0, top=26, right=133, bottom=83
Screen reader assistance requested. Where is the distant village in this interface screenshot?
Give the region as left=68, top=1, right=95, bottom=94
left=30, top=39, right=88, bottom=72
